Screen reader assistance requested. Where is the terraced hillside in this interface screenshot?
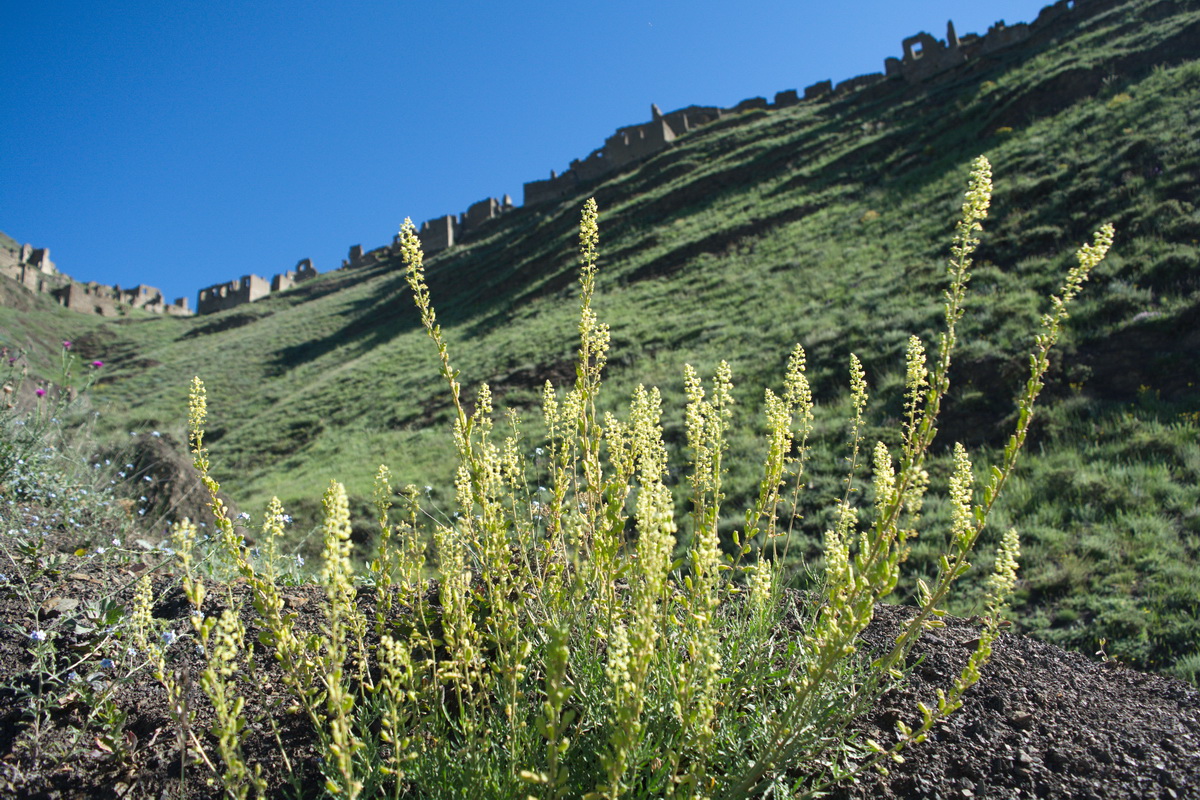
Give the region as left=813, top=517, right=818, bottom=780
left=3, top=0, right=1198, bottom=679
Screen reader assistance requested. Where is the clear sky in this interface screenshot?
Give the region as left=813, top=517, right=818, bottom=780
left=2, top=0, right=1053, bottom=307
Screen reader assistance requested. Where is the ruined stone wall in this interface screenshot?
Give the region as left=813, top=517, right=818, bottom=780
left=418, top=215, right=460, bottom=254
left=570, top=150, right=611, bottom=182
left=18, top=244, right=56, bottom=275
left=460, top=195, right=514, bottom=234
left=0, top=235, right=19, bottom=271
left=733, top=97, right=769, bottom=112
left=192, top=257, right=320, bottom=315
left=605, top=117, right=677, bottom=171
left=409, top=192, right=516, bottom=256
left=53, top=282, right=118, bottom=317
left=0, top=231, right=195, bottom=317
left=774, top=89, right=800, bottom=108
left=271, top=258, right=318, bottom=292
left=1, top=263, right=58, bottom=294
left=120, top=284, right=164, bottom=310
left=196, top=274, right=270, bottom=315
left=0, top=235, right=61, bottom=293
left=663, top=105, right=724, bottom=136
left=520, top=92, right=805, bottom=209
left=524, top=170, right=580, bottom=207
left=804, top=80, right=833, bottom=101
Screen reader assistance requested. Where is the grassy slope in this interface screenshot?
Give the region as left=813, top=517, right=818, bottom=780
left=3, top=0, right=1197, bottom=677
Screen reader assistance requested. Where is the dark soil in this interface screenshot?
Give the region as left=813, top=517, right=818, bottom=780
left=0, top=509, right=1196, bottom=799
left=831, top=604, right=1199, bottom=800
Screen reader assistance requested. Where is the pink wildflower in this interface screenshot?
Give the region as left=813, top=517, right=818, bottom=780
left=36, top=388, right=46, bottom=397
left=91, top=360, right=104, bottom=368
left=62, top=340, right=72, bottom=350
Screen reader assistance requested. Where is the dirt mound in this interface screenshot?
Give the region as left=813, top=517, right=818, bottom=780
left=833, top=603, right=1199, bottom=800
left=99, top=432, right=239, bottom=529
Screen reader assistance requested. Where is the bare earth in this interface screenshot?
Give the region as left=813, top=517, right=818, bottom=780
left=0, top=505, right=1196, bottom=799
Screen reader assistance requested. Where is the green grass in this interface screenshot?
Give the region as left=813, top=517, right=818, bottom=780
left=3, top=0, right=1198, bottom=680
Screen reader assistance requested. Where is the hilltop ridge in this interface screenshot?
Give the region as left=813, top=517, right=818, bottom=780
left=1, top=0, right=1144, bottom=320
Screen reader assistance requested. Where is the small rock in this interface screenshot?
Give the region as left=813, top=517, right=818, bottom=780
left=1010, top=710, right=1035, bottom=730
left=1044, top=746, right=1069, bottom=772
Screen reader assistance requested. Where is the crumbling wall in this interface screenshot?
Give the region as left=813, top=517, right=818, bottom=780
left=570, top=150, right=611, bottom=182
left=418, top=215, right=460, bottom=254
left=196, top=274, right=270, bottom=315
left=804, top=80, right=833, bottom=101
left=460, top=195, right=514, bottom=234
left=967, top=21, right=1032, bottom=58
left=605, top=117, right=677, bottom=171
left=524, top=169, right=580, bottom=207
left=53, top=282, right=118, bottom=316
left=0, top=236, right=62, bottom=294
left=774, top=89, right=800, bottom=108
left=271, top=258, right=318, bottom=292
left=662, top=105, right=724, bottom=136
left=519, top=91, right=807, bottom=209
left=18, top=244, right=56, bottom=275
left=120, top=284, right=164, bottom=310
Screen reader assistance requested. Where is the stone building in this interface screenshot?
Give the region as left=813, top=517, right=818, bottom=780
left=461, top=195, right=515, bottom=235
left=271, top=258, right=318, bottom=292
left=1, top=232, right=191, bottom=317
left=196, top=274, right=270, bottom=315
left=53, top=282, right=119, bottom=316
left=0, top=233, right=61, bottom=293
left=804, top=80, right=833, bottom=101
left=418, top=216, right=459, bottom=254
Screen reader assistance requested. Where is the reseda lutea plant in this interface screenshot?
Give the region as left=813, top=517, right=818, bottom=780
left=178, top=156, right=1112, bottom=798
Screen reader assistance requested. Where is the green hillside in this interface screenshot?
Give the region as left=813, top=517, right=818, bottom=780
left=3, top=0, right=1198, bottom=678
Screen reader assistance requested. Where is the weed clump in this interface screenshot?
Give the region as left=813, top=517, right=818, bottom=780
left=3, top=158, right=1115, bottom=798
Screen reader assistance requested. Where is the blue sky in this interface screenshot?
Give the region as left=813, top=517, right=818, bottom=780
left=2, top=0, right=1052, bottom=307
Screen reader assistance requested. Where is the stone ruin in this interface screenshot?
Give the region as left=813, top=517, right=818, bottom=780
left=408, top=194, right=517, bottom=256
left=55, top=283, right=193, bottom=318
left=1, top=235, right=58, bottom=293
left=196, top=258, right=318, bottom=315
left=0, top=232, right=191, bottom=318
left=272, top=258, right=318, bottom=291
left=522, top=102, right=732, bottom=207
left=196, top=274, right=269, bottom=315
